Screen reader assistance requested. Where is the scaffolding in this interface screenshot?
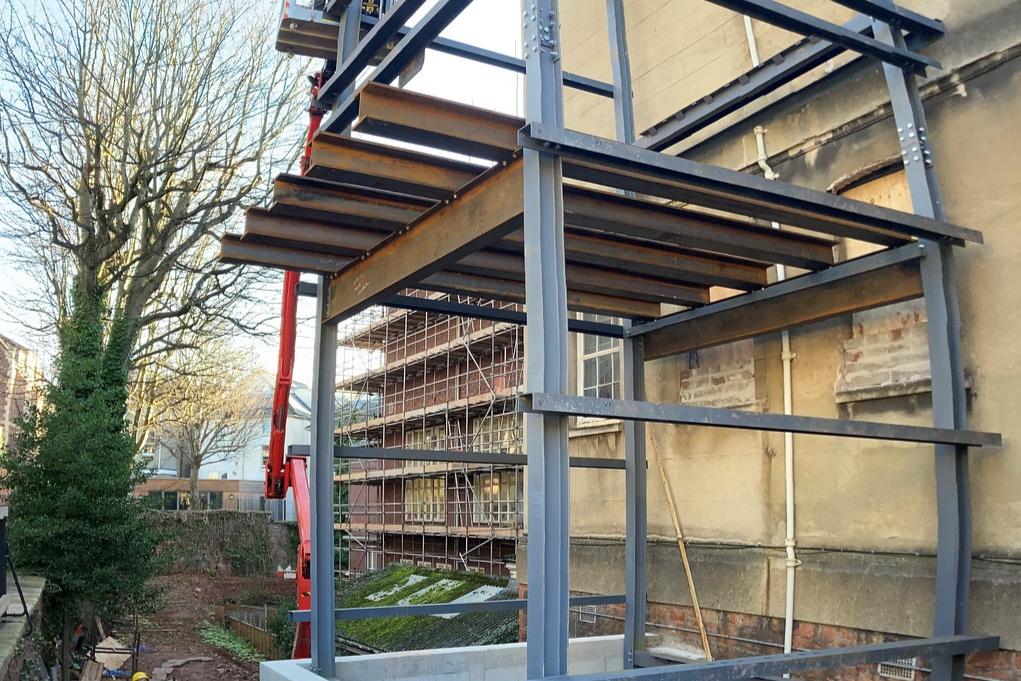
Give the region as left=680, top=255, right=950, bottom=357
left=218, top=0, right=1005, bottom=679
left=334, top=290, right=525, bottom=577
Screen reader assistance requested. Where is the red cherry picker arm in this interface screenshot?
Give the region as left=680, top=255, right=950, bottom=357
left=264, top=69, right=331, bottom=660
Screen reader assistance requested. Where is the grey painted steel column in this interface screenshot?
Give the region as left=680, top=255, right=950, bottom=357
left=604, top=0, right=646, bottom=668
left=875, top=15, right=971, bottom=681
left=310, top=4, right=360, bottom=677
left=310, top=285, right=338, bottom=677
left=622, top=334, right=647, bottom=668
left=523, top=0, right=570, bottom=677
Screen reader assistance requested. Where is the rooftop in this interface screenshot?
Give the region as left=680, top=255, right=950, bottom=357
left=334, top=564, right=518, bottom=655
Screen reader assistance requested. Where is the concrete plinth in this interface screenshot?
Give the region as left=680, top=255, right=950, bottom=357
left=260, top=635, right=625, bottom=681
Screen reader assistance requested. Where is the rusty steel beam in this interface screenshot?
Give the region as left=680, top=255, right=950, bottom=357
left=563, top=186, right=836, bottom=270
left=354, top=82, right=522, bottom=159
left=271, top=174, right=432, bottom=229
left=307, top=133, right=483, bottom=200
left=641, top=255, right=925, bottom=361
left=245, top=209, right=710, bottom=305
left=325, top=158, right=525, bottom=323
left=450, top=249, right=709, bottom=306
left=222, top=232, right=666, bottom=320
left=420, top=271, right=663, bottom=320
left=269, top=180, right=771, bottom=289
left=501, top=230, right=768, bottom=290
left=220, top=234, right=349, bottom=276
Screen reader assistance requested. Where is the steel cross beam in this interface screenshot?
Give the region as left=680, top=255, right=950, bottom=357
left=699, top=0, right=938, bottom=74
left=320, top=0, right=474, bottom=134
left=638, top=12, right=942, bottom=151
left=287, top=595, right=627, bottom=623
left=302, top=445, right=629, bottom=469
left=324, top=159, right=524, bottom=323
left=539, top=636, right=999, bottom=681
left=520, top=124, right=984, bottom=245
left=358, top=14, right=615, bottom=97
left=316, top=0, right=430, bottom=106
left=381, top=295, right=627, bottom=337
left=518, top=393, right=1001, bottom=447
left=630, top=244, right=926, bottom=360
left=830, top=0, right=944, bottom=38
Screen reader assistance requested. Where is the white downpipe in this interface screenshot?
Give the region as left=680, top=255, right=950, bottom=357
left=743, top=15, right=762, bottom=68
left=753, top=118, right=800, bottom=662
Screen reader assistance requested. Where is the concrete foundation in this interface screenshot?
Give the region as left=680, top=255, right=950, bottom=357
left=260, top=635, right=625, bottom=681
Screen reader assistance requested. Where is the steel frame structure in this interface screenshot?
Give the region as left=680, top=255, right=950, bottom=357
left=219, top=0, right=1004, bottom=679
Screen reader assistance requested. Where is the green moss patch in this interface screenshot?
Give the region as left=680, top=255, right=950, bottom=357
left=335, top=565, right=519, bottom=653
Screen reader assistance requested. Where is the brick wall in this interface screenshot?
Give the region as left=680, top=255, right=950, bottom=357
left=524, top=598, right=1021, bottom=681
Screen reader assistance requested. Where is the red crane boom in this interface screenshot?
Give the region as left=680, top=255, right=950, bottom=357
left=264, top=69, right=331, bottom=660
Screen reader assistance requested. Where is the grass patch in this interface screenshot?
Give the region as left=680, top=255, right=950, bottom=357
left=198, top=620, right=265, bottom=663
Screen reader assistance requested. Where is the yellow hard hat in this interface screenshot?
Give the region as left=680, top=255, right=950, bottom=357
left=132, top=673, right=150, bottom=681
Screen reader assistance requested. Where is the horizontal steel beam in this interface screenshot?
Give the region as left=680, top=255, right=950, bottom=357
left=632, top=244, right=925, bottom=360
left=414, top=270, right=664, bottom=319
left=354, top=82, right=522, bottom=159
left=701, top=0, right=938, bottom=75
left=542, top=636, right=999, bottom=681
left=319, top=445, right=627, bottom=469
left=562, top=186, right=835, bottom=271
left=382, top=294, right=626, bottom=337
left=521, top=124, right=983, bottom=245
left=224, top=232, right=664, bottom=319
left=308, top=133, right=481, bottom=201
left=273, top=172, right=772, bottom=288
left=289, top=595, right=627, bottom=623
left=357, top=15, right=614, bottom=96
left=828, top=1, right=944, bottom=38
left=272, top=172, right=433, bottom=231
left=519, top=393, right=1002, bottom=447
left=326, top=159, right=524, bottom=322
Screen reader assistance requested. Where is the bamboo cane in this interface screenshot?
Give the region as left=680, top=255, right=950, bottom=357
left=649, top=429, right=713, bottom=662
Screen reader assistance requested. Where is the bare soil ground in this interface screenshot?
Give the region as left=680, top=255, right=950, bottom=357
left=132, top=573, right=294, bottom=681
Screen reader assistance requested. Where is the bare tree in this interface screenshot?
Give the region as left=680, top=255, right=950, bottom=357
left=155, top=342, right=266, bottom=510
left=0, top=0, right=305, bottom=371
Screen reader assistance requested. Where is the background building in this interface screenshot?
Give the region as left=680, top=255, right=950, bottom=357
left=135, top=374, right=312, bottom=516
left=0, top=333, right=41, bottom=454
left=526, top=0, right=1021, bottom=672
left=335, top=292, right=525, bottom=577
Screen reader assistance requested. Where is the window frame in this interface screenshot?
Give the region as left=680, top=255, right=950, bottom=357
left=575, top=313, right=624, bottom=428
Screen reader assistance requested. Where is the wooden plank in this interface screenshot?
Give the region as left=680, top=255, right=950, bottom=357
left=326, top=159, right=525, bottom=322
left=642, top=260, right=924, bottom=360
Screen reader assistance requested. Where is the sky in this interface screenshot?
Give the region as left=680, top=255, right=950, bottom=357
left=0, top=0, right=524, bottom=383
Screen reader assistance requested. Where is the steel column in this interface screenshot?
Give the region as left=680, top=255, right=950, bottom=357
left=605, top=0, right=646, bottom=668
left=309, top=5, right=359, bottom=676
left=623, top=334, right=647, bottom=668
left=523, top=0, right=570, bottom=676
left=309, top=284, right=338, bottom=677
left=875, top=15, right=972, bottom=681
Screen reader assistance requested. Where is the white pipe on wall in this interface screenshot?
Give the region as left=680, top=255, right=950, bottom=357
left=749, top=70, right=801, bottom=662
